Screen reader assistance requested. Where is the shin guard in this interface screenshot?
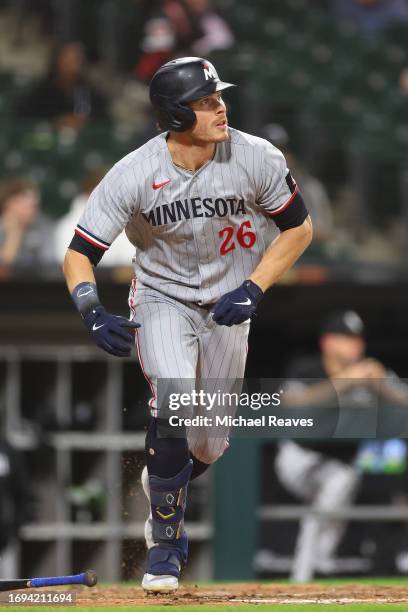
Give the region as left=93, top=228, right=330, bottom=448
left=146, top=459, right=193, bottom=577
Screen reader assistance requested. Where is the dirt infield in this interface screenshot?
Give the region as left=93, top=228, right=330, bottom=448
left=75, top=583, right=408, bottom=606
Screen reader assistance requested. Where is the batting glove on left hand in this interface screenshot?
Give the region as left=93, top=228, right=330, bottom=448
left=212, top=280, right=264, bottom=326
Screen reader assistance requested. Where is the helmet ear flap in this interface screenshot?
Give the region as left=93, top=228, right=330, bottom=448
left=154, top=97, right=196, bottom=132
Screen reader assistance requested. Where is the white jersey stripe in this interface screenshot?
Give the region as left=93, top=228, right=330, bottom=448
left=75, top=227, right=110, bottom=250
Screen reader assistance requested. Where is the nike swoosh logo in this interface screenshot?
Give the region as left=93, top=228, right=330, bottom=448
left=233, top=298, right=252, bottom=306
left=152, top=180, right=171, bottom=190
left=92, top=323, right=105, bottom=331
left=77, top=288, right=93, bottom=297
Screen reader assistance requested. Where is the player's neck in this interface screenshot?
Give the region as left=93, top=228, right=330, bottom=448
left=167, top=133, right=215, bottom=172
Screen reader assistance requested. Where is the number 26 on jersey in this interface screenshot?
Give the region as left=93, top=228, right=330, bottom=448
left=218, top=220, right=256, bottom=256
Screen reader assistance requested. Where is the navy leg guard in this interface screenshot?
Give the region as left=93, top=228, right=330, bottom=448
left=145, top=534, right=187, bottom=578
left=146, top=460, right=193, bottom=577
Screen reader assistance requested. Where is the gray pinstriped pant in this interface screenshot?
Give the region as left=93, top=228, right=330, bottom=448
left=129, top=284, right=250, bottom=464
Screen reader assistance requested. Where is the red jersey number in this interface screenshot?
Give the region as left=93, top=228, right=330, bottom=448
left=219, top=220, right=256, bottom=256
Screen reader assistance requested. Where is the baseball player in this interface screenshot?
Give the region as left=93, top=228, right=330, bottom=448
left=62, top=57, right=313, bottom=592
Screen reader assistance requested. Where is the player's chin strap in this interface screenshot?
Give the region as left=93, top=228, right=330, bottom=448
left=146, top=460, right=193, bottom=576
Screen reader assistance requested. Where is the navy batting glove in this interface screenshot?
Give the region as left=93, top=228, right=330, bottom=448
left=212, top=280, right=264, bottom=327
left=83, top=306, right=140, bottom=357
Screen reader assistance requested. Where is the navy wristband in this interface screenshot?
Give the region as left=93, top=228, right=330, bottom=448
left=71, top=282, right=101, bottom=317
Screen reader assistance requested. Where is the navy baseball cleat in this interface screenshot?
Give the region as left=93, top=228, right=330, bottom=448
left=141, top=461, right=192, bottom=592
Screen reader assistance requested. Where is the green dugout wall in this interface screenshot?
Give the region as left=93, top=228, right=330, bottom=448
left=213, top=439, right=260, bottom=580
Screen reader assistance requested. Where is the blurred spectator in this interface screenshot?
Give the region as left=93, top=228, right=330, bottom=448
left=262, top=124, right=334, bottom=256
left=185, top=0, right=235, bottom=57
left=135, top=0, right=234, bottom=82
left=0, top=437, right=32, bottom=577
left=135, top=15, right=177, bottom=82
left=332, top=0, right=408, bottom=34
left=0, top=177, right=55, bottom=268
left=275, top=310, right=408, bottom=582
left=16, top=41, right=109, bottom=132
left=54, top=167, right=135, bottom=267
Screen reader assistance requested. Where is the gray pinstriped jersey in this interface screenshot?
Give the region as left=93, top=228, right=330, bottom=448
left=76, top=127, right=298, bottom=305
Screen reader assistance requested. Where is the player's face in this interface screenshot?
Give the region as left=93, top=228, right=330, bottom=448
left=188, top=92, right=228, bottom=143
left=321, top=333, right=365, bottom=366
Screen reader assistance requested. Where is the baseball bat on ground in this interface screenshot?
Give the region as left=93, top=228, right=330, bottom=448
left=0, top=569, right=97, bottom=592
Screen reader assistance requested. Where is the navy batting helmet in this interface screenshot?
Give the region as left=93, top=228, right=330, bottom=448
left=149, top=57, right=236, bottom=132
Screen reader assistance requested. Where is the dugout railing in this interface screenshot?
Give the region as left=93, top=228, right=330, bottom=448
left=0, top=347, right=212, bottom=582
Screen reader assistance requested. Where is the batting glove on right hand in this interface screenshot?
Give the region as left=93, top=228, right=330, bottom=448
left=83, top=305, right=140, bottom=357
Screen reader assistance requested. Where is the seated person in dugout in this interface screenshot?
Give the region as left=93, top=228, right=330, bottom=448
left=275, top=310, right=408, bottom=582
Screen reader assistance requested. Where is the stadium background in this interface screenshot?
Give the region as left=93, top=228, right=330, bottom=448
left=1, top=0, right=408, bottom=587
